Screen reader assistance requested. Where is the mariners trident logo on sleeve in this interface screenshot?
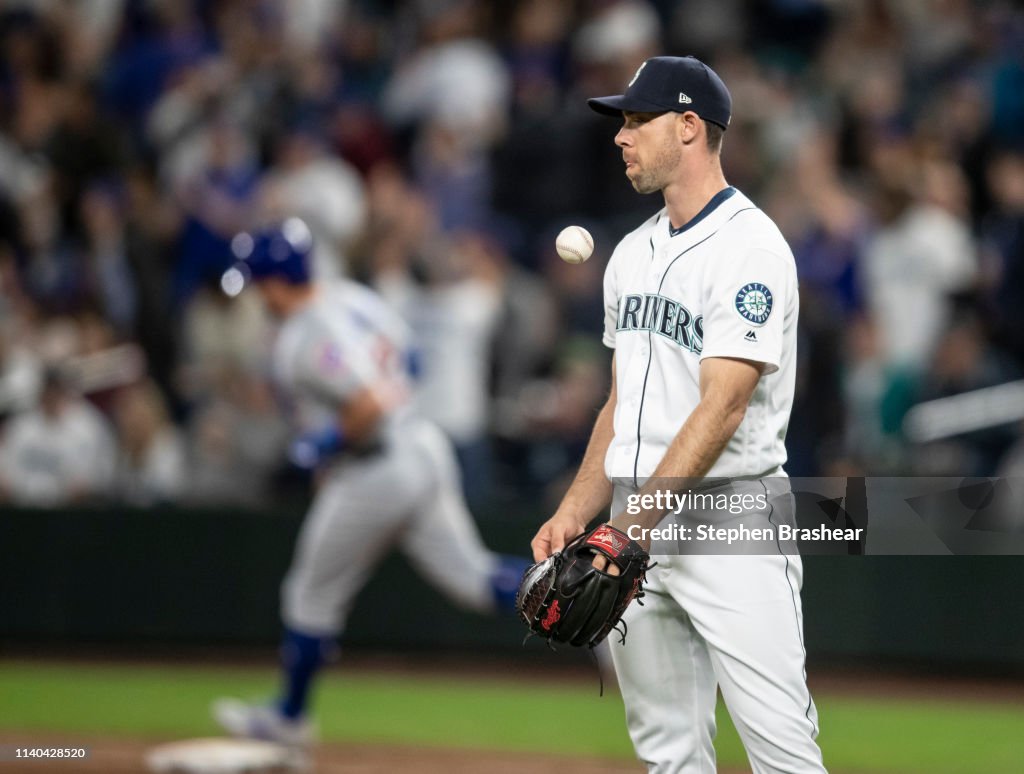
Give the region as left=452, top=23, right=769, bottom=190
left=734, top=282, right=773, bottom=326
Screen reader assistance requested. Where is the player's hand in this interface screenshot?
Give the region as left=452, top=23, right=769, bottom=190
left=288, top=425, right=346, bottom=470
left=531, top=514, right=626, bottom=577
left=531, top=512, right=588, bottom=562
left=591, top=552, right=620, bottom=576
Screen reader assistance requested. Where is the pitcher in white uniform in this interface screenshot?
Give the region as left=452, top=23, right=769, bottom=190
left=213, top=218, right=527, bottom=745
left=531, top=57, right=827, bottom=773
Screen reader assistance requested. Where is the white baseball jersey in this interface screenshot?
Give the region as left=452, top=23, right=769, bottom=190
left=602, top=186, right=799, bottom=483
left=602, top=187, right=825, bottom=773
left=267, top=278, right=499, bottom=635
left=272, top=279, right=413, bottom=443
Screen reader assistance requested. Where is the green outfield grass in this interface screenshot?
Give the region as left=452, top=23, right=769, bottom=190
left=1, top=660, right=1022, bottom=773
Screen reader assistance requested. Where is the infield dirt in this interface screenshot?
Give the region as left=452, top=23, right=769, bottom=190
left=1, top=734, right=653, bottom=773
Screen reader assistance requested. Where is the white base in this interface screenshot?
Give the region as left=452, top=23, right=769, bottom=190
left=145, top=738, right=309, bottom=774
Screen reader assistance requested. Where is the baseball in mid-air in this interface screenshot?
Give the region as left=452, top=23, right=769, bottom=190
left=555, top=225, right=594, bottom=264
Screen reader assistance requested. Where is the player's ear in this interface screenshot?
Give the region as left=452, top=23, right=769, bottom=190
left=677, top=111, right=701, bottom=146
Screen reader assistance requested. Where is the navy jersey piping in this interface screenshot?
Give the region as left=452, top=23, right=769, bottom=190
left=633, top=235, right=657, bottom=487
left=629, top=204, right=757, bottom=487
left=658, top=206, right=757, bottom=294
left=764, top=479, right=818, bottom=736
left=668, top=186, right=737, bottom=237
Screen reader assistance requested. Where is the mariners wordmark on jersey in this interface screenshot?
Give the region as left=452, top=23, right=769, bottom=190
left=617, top=292, right=704, bottom=353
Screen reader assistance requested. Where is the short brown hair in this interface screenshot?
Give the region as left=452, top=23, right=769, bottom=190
left=704, top=120, right=725, bottom=154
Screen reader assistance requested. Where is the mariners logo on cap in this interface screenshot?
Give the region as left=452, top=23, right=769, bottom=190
left=734, top=282, right=773, bottom=326
left=628, top=61, right=647, bottom=87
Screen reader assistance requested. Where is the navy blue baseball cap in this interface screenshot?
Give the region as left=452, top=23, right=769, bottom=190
left=588, top=56, right=732, bottom=129
left=221, top=217, right=313, bottom=296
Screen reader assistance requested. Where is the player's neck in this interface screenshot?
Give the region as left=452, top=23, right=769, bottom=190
left=662, top=160, right=729, bottom=231
left=282, top=284, right=318, bottom=317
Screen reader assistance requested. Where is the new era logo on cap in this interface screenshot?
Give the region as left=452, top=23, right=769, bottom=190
left=588, top=56, right=732, bottom=129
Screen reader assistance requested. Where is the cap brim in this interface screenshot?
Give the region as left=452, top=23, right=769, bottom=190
left=587, top=94, right=673, bottom=117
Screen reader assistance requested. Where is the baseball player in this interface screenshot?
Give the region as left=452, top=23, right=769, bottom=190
left=213, top=218, right=527, bottom=745
left=531, top=57, right=827, bottom=772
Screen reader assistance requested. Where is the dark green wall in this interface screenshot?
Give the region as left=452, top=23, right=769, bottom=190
left=2, top=506, right=1023, bottom=670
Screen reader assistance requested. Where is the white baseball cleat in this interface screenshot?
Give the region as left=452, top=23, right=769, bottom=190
left=211, top=698, right=314, bottom=748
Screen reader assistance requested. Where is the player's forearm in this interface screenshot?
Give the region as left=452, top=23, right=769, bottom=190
left=611, top=393, right=745, bottom=534
left=612, top=357, right=762, bottom=536
left=656, top=389, right=746, bottom=480
left=554, top=396, right=616, bottom=524
left=338, top=387, right=387, bottom=443
left=290, top=388, right=387, bottom=469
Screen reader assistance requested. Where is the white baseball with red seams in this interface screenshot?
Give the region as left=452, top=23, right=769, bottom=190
left=555, top=225, right=595, bottom=264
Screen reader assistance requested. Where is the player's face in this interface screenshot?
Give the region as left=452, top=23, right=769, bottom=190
left=255, top=278, right=291, bottom=319
left=616, top=111, right=682, bottom=194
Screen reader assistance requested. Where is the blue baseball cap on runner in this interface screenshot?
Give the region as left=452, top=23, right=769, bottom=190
left=588, top=56, right=732, bottom=129
left=221, top=217, right=314, bottom=296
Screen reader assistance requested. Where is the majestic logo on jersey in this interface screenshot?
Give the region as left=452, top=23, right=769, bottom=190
left=628, top=61, right=647, bottom=87
left=744, top=330, right=758, bottom=342
left=734, top=283, right=773, bottom=326
left=617, top=293, right=704, bottom=353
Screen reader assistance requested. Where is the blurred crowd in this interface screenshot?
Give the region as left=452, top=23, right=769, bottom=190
left=1, top=0, right=1023, bottom=511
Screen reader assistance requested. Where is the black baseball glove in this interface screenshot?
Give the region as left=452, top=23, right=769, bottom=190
left=516, top=524, right=651, bottom=648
